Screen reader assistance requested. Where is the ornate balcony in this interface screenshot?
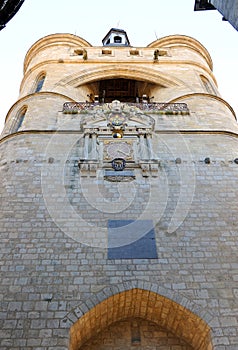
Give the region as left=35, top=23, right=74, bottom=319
left=62, top=102, right=189, bottom=115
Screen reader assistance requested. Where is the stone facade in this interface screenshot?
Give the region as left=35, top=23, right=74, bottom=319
left=0, top=30, right=238, bottom=349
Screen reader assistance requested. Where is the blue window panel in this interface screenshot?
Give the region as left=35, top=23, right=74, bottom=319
left=108, top=220, right=158, bottom=259
left=35, top=75, right=45, bottom=92
left=16, top=115, right=25, bottom=130
left=12, top=108, right=27, bottom=133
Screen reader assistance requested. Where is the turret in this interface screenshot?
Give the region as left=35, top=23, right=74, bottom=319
left=102, top=28, right=130, bottom=46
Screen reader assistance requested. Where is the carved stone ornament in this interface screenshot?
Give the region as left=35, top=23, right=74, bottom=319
left=75, top=100, right=162, bottom=178
left=104, top=175, right=135, bottom=182
left=111, top=158, right=126, bottom=171
left=104, top=170, right=136, bottom=182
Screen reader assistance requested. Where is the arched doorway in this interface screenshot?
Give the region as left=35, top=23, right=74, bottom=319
left=80, top=317, right=193, bottom=350
left=69, top=289, right=213, bottom=350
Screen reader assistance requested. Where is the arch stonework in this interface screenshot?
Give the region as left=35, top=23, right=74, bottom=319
left=65, top=281, right=214, bottom=350
left=58, top=65, right=181, bottom=89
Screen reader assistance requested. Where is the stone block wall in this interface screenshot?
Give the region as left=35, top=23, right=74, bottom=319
left=0, top=131, right=238, bottom=349
left=1, top=30, right=238, bottom=350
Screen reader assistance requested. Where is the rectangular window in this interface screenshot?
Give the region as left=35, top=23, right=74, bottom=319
left=130, top=49, right=139, bottom=56
left=102, top=49, right=112, bottom=55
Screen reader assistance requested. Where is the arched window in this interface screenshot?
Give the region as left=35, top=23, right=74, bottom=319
left=35, top=73, right=46, bottom=92
left=12, top=106, right=27, bottom=133
left=114, top=35, right=122, bottom=44
left=200, top=75, right=216, bottom=95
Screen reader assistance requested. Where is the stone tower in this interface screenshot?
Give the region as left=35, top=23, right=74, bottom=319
left=1, top=29, right=238, bottom=350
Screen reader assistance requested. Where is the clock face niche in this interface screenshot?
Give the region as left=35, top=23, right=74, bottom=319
left=104, top=140, right=133, bottom=160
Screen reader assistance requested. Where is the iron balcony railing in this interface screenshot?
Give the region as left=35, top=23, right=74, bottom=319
left=62, top=102, right=189, bottom=114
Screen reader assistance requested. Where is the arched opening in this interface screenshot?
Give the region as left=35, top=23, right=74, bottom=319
left=85, top=78, right=157, bottom=103
left=11, top=105, right=27, bottom=133
left=200, top=75, right=216, bottom=95
left=80, top=318, right=193, bottom=350
left=34, top=72, right=46, bottom=92
left=114, top=35, right=122, bottom=44
left=58, top=64, right=180, bottom=100
left=69, top=289, right=213, bottom=350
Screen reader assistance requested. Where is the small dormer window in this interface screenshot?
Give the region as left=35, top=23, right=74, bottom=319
left=114, top=36, right=122, bottom=44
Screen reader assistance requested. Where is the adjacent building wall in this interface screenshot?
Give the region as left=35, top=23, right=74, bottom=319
left=211, top=0, right=238, bottom=30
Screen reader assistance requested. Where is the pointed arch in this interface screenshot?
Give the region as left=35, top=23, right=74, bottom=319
left=200, top=75, right=217, bottom=95
left=67, top=282, right=214, bottom=350
left=34, top=72, right=46, bottom=93
left=11, top=105, right=27, bottom=133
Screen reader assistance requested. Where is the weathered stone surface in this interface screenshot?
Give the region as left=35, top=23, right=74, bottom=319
left=0, top=30, right=238, bottom=349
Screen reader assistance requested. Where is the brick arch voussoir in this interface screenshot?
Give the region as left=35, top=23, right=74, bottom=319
left=66, top=281, right=214, bottom=350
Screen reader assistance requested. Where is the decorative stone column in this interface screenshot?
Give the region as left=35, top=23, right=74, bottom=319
left=138, top=129, right=147, bottom=160
left=84, top=130, right=90, bottom=160
left=146, top=132, right=153, bottom=160
left=91, top=130, right=98, bottom=160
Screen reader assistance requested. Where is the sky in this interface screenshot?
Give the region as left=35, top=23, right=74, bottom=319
left=0, top=0, right=237, bottom=133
